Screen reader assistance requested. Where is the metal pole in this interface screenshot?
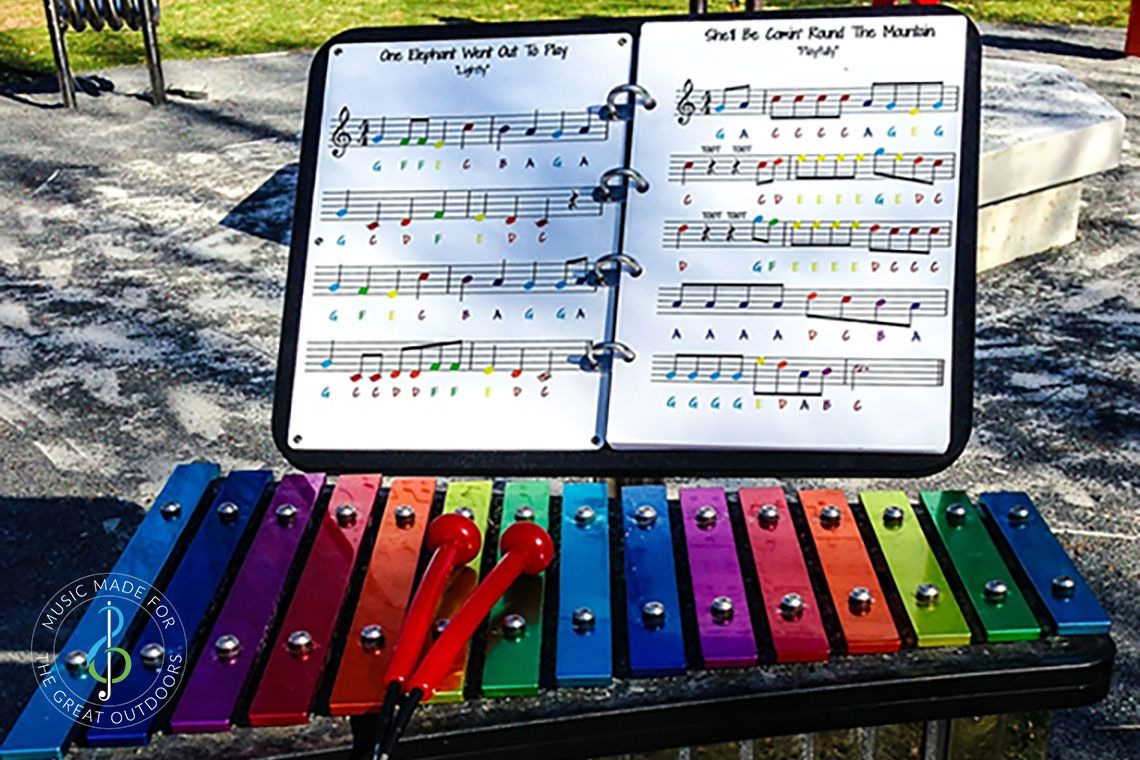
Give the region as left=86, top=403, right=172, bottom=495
left=689, top=0, right=707, bottom=16
left=858, top=726, right=878, bottom=760
left=745, top=0, right=762, bottom=12
left=138, top=0, right=166, bottom=104
left=921, top=719, right=952, bottom=760
left=41, top=0, right=76, bottom=108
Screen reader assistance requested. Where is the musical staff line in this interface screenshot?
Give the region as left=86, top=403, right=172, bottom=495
left=675, top=79, right=959, bottom=125
left=328, top=105, right=611, bottom=157
left=312, top=258, right=599, bottom=300
left=657, top=283, right=948, bottom=326
left=305, top=339, right=594, bottom=381
left=663, top=218, right=952, bottom=253
left=652, top=354, right=945, bottom=396
left=668, top=150, right=957, bottom=186
left=318, top=186, right=599, bottom=225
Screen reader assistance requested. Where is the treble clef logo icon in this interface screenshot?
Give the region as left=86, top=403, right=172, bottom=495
left=86, top=601, right=131, bottom=701
left=676, top=79, right=696, bottom=127
left=330, top=105, right=352, bottom=159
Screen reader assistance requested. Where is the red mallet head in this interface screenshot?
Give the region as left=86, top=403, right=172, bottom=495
left=426, top=512, right=482, bottom=565
left=498, top=520, right=555, bottom=575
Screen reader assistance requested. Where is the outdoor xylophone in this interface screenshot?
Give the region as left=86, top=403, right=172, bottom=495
left=1, top=463, right=1114, bottom=760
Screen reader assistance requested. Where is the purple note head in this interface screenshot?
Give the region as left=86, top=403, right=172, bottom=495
left=875, top=298, right=887, bottom=308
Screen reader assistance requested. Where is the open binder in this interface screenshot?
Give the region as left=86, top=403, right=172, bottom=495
left=274, top=6, right=980, bottom=476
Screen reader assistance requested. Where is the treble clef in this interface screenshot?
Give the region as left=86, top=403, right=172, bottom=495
left=330, top=105, right=352, bottom=158
left=676, top=79, right=696, bottom=127
left=85, top=601, right=129, bottom=701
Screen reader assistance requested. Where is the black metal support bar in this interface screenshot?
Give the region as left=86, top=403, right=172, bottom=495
left=139, top=0, right=166, bottom=104
left=40, top=0, right=76, bottom=108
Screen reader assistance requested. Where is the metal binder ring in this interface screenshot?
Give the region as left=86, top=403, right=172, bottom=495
left=603, top=83, right=658, bottom=121
left=592, top=253, right=644, bottom=281
left=594, top=167, right=650, bottom=203
left=584, top=341, right=637, bottom=370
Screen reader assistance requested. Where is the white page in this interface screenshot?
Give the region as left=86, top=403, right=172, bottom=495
left=286, top=32, right=632, bottom=452
left=609, top=15, right=968, bottom=452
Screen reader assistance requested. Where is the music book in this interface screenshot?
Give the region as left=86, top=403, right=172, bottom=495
left=274, top=6, right=980, bottom=476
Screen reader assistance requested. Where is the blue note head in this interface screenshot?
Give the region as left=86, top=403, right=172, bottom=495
left=321, top=359, right=333, bottom=368
left=875, top=147, right=886, bottom=156
left=687, top=370, right=698, bottom=380
left=732, top=371, right=743, bottom=381
left=710, top=371, right=721, bottom=381
left=328, top=283, right=340, bottom=292
left=335, top=208, right=348, bottom=218
left=665, top=370, right=677, bottom=380
left=555, top=280, right=567, bottom=290
left=753, top=214, right=764, bottom=223
left=552, top=129, right=564, bottom=139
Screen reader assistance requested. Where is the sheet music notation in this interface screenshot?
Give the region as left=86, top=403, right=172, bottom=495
left=306, top=339, right=594, bottom=381
left=663, top=218, right=952, bottom=253
left=674, top=79, right=959, bottom=126
left=652, top=354, right=945, bottom=396
left=656, top=283, right=948, bottom=326
left=328, top=105, right=612, bottom=157
left=312, top=258, right=598, bottom=300
left=318, top=186, right=599, bottom=225
left=667, top=150, right=957, bottom=186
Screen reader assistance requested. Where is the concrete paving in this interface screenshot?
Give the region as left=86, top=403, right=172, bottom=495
left=0, top=19, right=1136, bottom=760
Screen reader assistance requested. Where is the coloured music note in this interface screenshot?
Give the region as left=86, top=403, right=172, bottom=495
left=402, top=117, right=431, bottom=146
left=335, top=190, right=350, bottom=218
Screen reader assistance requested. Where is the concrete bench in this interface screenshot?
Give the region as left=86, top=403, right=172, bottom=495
left=978, top=58, right=1124, bottom=270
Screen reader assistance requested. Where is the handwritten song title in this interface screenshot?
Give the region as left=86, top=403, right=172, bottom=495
left=377, top=41, right=573, bottom=79
left=704, top=21, right=938, bottom=59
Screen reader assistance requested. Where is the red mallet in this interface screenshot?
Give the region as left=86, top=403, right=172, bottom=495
left=378, top=521, right=555, bottom=758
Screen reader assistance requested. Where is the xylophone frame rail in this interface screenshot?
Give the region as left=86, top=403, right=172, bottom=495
left=309, top=635, right=1113, bottom=760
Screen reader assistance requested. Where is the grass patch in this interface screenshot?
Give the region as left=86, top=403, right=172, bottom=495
left=0, top=0, right=1131, bottom=78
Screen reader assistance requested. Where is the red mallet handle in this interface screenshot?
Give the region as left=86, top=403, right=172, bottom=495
left=381, top=513, right=482, bottom=688
left=406, top=521, right=554, bottom=698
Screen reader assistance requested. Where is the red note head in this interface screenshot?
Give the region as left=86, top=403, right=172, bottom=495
left=499, top=521, right=555, bottom=575
left=426, top=513, right=483, bottom=565
left=418, top=272, right=430, bottom=281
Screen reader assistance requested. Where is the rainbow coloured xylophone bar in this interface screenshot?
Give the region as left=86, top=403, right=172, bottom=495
left=0, top=467, right=1114, bottom=760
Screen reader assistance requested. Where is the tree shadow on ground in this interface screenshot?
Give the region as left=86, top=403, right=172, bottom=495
left=220, top=163, right=298, bottom=246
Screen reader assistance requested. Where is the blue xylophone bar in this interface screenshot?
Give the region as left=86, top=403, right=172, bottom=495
left=979, top=492, right=1111, bottom=636
left=621, top=486, right=686, bottom=676
left=556, top=483, right=612, bottom=686
left=0, top=463, right=219, bottom=760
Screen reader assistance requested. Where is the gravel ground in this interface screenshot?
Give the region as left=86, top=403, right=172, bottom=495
left=0, top=19, right=1136, bottom=760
